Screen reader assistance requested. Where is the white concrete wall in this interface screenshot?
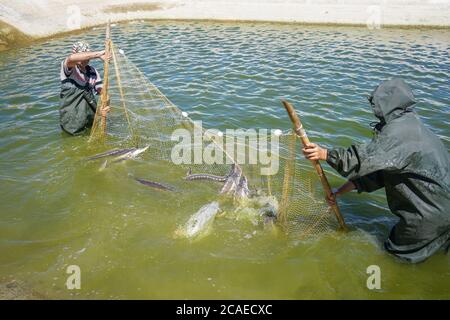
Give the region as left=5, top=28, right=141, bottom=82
left=0, top=0, right=449, bottom=40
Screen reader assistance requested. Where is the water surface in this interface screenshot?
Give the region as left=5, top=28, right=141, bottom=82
left=0, top=21, right=449, bottom=299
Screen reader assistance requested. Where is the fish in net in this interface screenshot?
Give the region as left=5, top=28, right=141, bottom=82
left=88, top=32, right=344, bottom=240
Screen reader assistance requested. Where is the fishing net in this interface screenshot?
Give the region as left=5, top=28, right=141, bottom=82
left=89, top=37, right=342, bottom=240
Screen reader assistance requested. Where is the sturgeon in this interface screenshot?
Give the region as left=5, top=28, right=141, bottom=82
left=185, top=163, right=250, bottom=201
left=175, top=201, right=221, bottom=239
left=234, top=175, right=250, bottom=200
left=135, top=178, right=175, bottom=192
left=86, top=148, right=137, bottom=161
left=111, top=146, right=149, bottom=163
left=184, top=164, right=235, bottom=182
left=96, top=146, right=150, bottom=171
left=220, top=164, right=243, bottom=194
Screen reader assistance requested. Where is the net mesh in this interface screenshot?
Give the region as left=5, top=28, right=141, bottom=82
left=89, top=40, right=340, bottom=239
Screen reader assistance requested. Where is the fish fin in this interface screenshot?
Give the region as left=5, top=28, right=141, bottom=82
left=99, top=160, right=108, bottom=171
left=227, top=163, right=236, bottom=177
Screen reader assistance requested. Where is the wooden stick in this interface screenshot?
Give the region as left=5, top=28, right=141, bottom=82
left=282, top=100, right=348, bottom=231
left=99, top=21, right=111, bottom=136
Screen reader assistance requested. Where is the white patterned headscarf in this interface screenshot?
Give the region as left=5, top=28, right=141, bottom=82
left=72, top=41, right=90, bottom=53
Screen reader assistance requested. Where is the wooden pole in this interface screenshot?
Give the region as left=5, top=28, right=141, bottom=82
left=282, top=100, right=348, bottom=231
left=100, top=21, right=111, bottom=136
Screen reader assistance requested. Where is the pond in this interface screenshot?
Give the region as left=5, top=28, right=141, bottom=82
left=0, top=21, right=448, bottom=299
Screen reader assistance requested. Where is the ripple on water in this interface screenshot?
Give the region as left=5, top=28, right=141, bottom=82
left=0, top=21, right=449, bottom=299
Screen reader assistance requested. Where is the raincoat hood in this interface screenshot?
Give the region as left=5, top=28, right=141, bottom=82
left=369, top=78, right=416, bottom=123
left=327, top=78, right=450, bottom=263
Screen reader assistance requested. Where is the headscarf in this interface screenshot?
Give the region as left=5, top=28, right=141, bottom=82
left=72, top=41, right=90, bottom=54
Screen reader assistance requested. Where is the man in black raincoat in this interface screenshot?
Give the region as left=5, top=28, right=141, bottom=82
left=59, top=41, right=111, bottom=135
left=303, top=78, right=450, bottom=263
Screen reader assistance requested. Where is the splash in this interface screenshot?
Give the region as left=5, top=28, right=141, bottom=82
left=174, top=201, right=221, bottom=239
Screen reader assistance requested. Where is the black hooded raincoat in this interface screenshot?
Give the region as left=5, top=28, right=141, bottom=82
left=326, top=78, right=450, bottom=263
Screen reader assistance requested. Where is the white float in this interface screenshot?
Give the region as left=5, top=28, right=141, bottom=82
left=273, top=129, right=283, bottom=136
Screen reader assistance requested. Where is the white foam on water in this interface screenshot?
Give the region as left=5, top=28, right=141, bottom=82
left=228, top=194, right=279, bottom=225
left=175, top=201, right=220, bottom=239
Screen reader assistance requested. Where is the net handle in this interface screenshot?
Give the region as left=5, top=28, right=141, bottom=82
left=282, top=100, right=348, bottom=231
left=89, top=20, right=111, bottom=142
left=100, top=21, right=112, bottom=135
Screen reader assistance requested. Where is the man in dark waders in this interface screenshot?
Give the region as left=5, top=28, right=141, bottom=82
left=303, top=78, right=450, bottom=263
left=59, top=41, right=111, bottom=135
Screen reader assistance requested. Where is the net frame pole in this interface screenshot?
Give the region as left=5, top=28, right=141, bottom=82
left=100, top=21, right=112, bottom=135
left=282, top=100, right=348, bottom=231
left=90, top=21, right=111, bottom=142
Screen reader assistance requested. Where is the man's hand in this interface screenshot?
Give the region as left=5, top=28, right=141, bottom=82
left=326, top=188, right=338, bottom=206
left=66, top=50, right=111, bottom=68
left=302, top=143, right=328, bottom=161
left=326, top=181, right=356, bottom=206
left=99, top=50, right=112, bottom=63
left=100, top=105, right=111, bottom=117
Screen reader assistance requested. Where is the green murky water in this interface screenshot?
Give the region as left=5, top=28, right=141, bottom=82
left=0, top=21, right=449, bottom=299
